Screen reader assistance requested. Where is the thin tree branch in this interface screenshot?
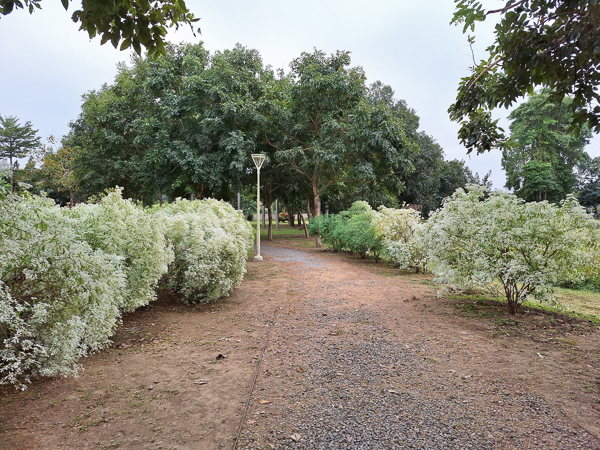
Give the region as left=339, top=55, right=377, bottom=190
left=468, top=57, right=503, bottom=90
left=487, top=0, right=528, bottom=15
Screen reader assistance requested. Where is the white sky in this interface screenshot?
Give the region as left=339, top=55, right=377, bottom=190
left=1, top=0, right=598, bottom=188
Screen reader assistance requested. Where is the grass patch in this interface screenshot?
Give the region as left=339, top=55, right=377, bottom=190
left=553, top=287, right=600, bottom=321
left=447, top=287, right=600, bottom=324
left=248, top=222, right=307, bottom=238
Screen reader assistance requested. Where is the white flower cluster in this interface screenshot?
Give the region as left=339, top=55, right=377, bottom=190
left=0, top=189, right=254, bottom=388
left=423, top=185, right=599, bottom=313
left=150, top=198, right=254, bottom=303
left=0, top=190, right=126, bottom=388
left=374, top=206, right=428, bottom=272
left=65, top=190, right=174, bottom=312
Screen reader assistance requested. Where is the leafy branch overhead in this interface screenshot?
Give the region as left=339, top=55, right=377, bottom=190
left=449, top=0, right=600, bottom=154
left=0, top=0, right=200, bottom=56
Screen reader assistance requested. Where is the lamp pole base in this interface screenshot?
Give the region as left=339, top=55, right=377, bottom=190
left=253, top=255, right=263, bottom=261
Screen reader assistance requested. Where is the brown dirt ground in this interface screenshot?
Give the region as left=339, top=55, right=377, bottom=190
left=0, top=235, right=599, bottom=450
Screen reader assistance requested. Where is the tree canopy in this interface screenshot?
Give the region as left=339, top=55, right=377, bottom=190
left=0, top=0, right=199, bottom=56
left=0, top=115, right=40, bottom=191
left=449, top=0, right=600, bottom=154
left=503, top=90, right=591, bottom=202
left=63, top=43, right=488, bottom=218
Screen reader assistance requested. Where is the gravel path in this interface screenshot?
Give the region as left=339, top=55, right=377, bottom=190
left=237, top=244, right=600, bottom=450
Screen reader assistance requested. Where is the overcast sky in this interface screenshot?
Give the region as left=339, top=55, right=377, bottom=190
left=1, top=0, right=598, bottom=188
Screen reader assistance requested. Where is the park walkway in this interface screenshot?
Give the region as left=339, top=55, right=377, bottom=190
left=236, top=243, right=599, bottom=449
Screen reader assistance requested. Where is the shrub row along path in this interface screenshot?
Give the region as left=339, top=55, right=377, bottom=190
left=1, top=238, right=599, bottom=449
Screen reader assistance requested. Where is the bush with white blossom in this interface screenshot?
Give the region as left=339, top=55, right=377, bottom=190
left=374, top=206, right=428, bottom=272
left=0, top=189, right=254, bottom=388
left=151, top=198, right=254, bottom=303
left=65, top=189, right=174, bottom=311
left=423, top=186, right=599, bottom=314
left=0, top=190, right=126, bottom=388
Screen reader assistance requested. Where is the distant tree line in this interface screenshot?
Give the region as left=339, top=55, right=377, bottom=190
left=3, top=43, right=490, bottom=241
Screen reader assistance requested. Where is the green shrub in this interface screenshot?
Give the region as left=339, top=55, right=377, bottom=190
left=309, top=201, right=383, bottom=261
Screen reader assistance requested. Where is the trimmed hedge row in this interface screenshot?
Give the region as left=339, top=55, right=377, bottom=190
left=0, top=188, right=253, bottom=388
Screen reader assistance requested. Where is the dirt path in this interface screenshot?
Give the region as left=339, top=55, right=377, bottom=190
left=1, top=239, right=599, bottom=449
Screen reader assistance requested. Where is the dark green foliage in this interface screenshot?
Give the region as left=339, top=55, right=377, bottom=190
left=273, top=51, right=416, bottom=221
left=308, top=201, right=383, bottom=261
left=577, top=155, right=600, bottom=216
left=0, top=0, right=199, bottom=57
left=68, top=43, right=266, bottom=203
left=449, top=0, right=600, bottom=154
left=0, top=115, right=40, bottom=191
left=502, top=90, right=591, bottom=202
left=66, top=43, right=484, bottom=212
left=436, top=159, right=490, bottom=206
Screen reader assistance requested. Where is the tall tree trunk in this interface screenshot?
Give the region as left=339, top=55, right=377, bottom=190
left=306, top=197, right=312, bottom=219
left=195, top=183, right=203, bottom=200
left=267, top=202, right=273, bottom=240
left=69, top=191, right=74, bottom=208
left=159, top=192, right=164, bottom=207
left=265, top=189, right=273, bottom=241
left=287, top=205, right=295, bottom=227
left=9, top=155, right=14, bottom=193
left=299, top=210, right=309, bottom=238
left=312, top=178, right=322, bottom=248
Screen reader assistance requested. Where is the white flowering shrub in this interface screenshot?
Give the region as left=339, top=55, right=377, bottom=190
left=382, top=240, right=411, bottom=269
left=65, top=189, right=174, bottom=311
left=0, top=189, right=126, bottom=388
left=374, top=206, right=428, bottom=272
left=423, top=186, right=599, bottom=314
left=0, top=189, right=254, bottom=388
left=0, top=161, right=10, bottom=188
left=152, top=198, right=254, bottom=303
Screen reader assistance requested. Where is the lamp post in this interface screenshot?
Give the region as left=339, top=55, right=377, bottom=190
left=251, top=154, right=265, bottom=261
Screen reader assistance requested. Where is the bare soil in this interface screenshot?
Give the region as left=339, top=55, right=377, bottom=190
left=0, top=237, right=599, bottom=449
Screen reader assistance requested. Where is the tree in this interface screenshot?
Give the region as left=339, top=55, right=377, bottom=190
left=424, top=186, right=598, bottom=314
left=68, top=43, right=266, bottom=203
left=502, top=90, right=591, bottom=202
left=0, top=0, right=199, bottom=57
left=435, top=158, right=490, bottom=206
left=272, top=50, right=415, bottom=247
left=0, top=115, right=40, bottom=192
left=577, top=154, right=600, bottom=216
left=449, top=0, right=600, bottom=154
left=41, top=145, right=78, bottom=206
left=398, top=132, right=445, bottom=215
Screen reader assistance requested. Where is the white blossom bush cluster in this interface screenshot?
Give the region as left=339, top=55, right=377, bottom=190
left=0, top=189, right=253, bottom=388
left=65, top=190, right=174, bottom=311
left=150, top=198, right=254, bottom=303
left=423, top=186, right=599, bottom=314
left=373, top=206, right=428, bottom=273
left=0, top=190, right=127, bottom=388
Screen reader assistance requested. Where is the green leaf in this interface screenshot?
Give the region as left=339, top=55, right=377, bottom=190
left=120, top=38, right=131, bottom=51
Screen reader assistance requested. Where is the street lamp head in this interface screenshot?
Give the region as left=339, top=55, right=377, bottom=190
left=251, top=153, right=265, bottom=170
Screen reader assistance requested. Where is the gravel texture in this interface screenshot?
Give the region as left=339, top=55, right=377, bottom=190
left=237, top=244, right=600, bottom=450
